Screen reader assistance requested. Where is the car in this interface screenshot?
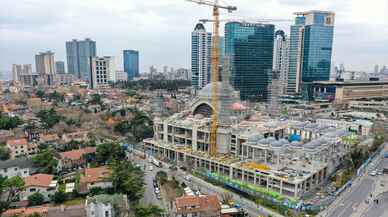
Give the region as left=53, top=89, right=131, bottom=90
left=156, top=194, right=162, bottom=200
left=378, top=171, right=383, bottom=176
left=149, top=166, right=154, bottom=171
left=184, top=175, right=191, bottom=182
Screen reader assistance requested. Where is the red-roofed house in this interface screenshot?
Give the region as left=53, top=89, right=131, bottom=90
left=3, top=206, right=49, bottom=217
left=57, top=147, right=96, bottom=171
left=6, top=138, right=39, bottom=159
left=79, top=166, right=112, bottom=193
left=175, top=195, right=221, bottom=217
left=23, top=174, right=57, bottom=201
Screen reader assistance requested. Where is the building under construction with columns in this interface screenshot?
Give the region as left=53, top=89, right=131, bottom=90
left=143, top=79, right=373, bottom=199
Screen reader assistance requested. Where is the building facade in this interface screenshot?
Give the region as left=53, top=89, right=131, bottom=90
left=123, top=50, right=139, bottom=80
left=66, top=38, right=96, bottom=81
left=90, top=56, right=116, bottom=89
left=55, top=61, right=66, bottom=74
left=191, top=23, right=212, bottom=89
left=288, top=11, right=335, bottom=97
left=35, top=51, right=55, bottom=75
left=225, top=22, right=274, bottom=100
left=273, top=30, right=289, bottom=94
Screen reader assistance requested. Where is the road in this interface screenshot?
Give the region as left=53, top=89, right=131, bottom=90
left=130, top=150, right=283, bottom=217
left=323, top=153, right=388, bottom=217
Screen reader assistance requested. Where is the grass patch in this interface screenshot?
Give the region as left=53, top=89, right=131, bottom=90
left=63, top=198, right=85, bottom=206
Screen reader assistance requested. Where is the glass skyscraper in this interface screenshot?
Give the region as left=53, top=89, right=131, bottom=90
left=288, top=11, right=335, bottom=98
left=225, top=22, right=274, bottom=100
left=123, top=50, right=139, bottom=80
left=66, top=38, right=96, bottom=81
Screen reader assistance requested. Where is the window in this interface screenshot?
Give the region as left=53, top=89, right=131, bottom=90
left=105, top=210, right=109, bottom=217
left=14, top=168, right=18, bottom=171
left=30, top=188, right=36, bottom=192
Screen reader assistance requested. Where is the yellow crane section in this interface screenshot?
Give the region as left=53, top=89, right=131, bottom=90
left=186, top=0, right=236, bottom=156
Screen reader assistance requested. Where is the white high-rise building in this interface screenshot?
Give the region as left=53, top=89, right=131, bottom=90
left=273, top=30, right=289, bottom=94
left=191, top=23, right=212, bottom=89
left=90, top=56, right=116, bottom=89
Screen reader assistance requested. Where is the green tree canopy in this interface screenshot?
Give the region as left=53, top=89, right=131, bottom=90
left=0, top=176, right=25, bottom=214
left=96, top=142, right=126, bottom=164
left=28, top=192, right=45, bottom=206
left=0, top=145, right=10, bottom=161
left=36, top=108, right=64, bottom=129
left=0, top=112, right=23, bottom=130
left=109, top=161, right=144, bottom=201
left=134, top=204, right=164, bottom=217
left=32, top=148, right=57, bottom=174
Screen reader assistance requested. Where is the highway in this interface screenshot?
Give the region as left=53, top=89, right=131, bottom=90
left=323, top=151, right=388, bottom=217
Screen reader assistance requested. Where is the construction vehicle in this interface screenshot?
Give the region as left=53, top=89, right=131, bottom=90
left=186, top=0, right=237, bottom=157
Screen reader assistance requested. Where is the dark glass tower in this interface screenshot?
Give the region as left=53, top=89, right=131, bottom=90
left=225, top=22, right=274, bottom=100
left=66, top=38, right=96, bottom=81
left=288, top=11, right=335, bottom=98
left=123, top=50, right=139, bottom=80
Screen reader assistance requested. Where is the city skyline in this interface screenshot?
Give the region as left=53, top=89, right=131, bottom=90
left=0, top=0, right=387, bottom=74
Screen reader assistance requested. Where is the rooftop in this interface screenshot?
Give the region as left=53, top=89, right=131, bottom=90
left=6, top=138, right=28, bottom=147
left=59, top=147, right=96, bottom=161
left=175, top=195, right=220, bottom=214
left=0, top=158, right=34, bottom=170
left=81, top=166, right=111, bottom=184
left=24, top=174, right=54, bottom=188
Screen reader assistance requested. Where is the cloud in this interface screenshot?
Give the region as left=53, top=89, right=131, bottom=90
left=0, top=0, right=387, bottom=73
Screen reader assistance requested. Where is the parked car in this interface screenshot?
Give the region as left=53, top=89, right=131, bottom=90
left=149, top=165, right=154, bottom=171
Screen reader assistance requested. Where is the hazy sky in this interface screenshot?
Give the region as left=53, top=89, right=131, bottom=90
left=0, top=0, right=387, bottom=74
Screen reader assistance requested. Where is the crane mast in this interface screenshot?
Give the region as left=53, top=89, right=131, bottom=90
left=186, top=0, right=236, bottom=157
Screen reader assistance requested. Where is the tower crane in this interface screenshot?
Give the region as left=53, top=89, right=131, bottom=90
left=199, top=18, right=292, bottom=24
left=186, top=0, right=237, bottom=157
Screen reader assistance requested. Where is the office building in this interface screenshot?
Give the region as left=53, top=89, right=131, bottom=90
left=55, top=61, right=66, bottom=74
left=66, top=38, right=96, bottom=81
left=123, top=50, right=139, bottom=80
left=35, top=51, right=55, bottom=75
left=225, top=22, right=274, bottom=100
left=90, top=56, right=116, bottom=89
left=191, top=23, right=212, bottom=89
left=288, top=11, right=335, bottom=97
left=273, top=30, right=289, bottom=94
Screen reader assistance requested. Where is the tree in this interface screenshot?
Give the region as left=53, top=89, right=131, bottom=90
left=32, top=148, right=57, bottom=174
left=52, top=191, right=67, bottom=204
left=0, top=113, right=23, bottom=130
left=0, top=176, right=25, bottom=215
left=28, top=192, right=45, bottom=206
left=36, top=108, right=64, bottom=129
left=36, top=90, right=45, bottom=99
left=155, top=171, right=168, bottom=185
left=89, top=94, right=103, bottom=105
left=109, top=161, right=144, bottom=201
left=96, top=142, right=126, bottom=164
left=0, top=146, right=10, bottom=161
left=134, top=204, right=164, bottom=217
